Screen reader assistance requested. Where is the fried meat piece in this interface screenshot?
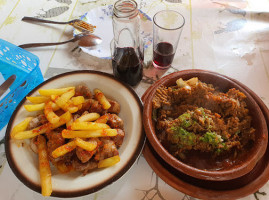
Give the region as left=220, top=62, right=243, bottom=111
left=94, top=139, right=119, bottom=161
left=75, top=85, right=92, bottom=98
left=72, top=156, right=98, bottom=175
left=112, top=129, right=125, bottom=148
left=27, top=114, right=48, bottom=130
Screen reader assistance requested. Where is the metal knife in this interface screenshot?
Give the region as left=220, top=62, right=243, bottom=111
left=0, top=75, right=16, bottom=99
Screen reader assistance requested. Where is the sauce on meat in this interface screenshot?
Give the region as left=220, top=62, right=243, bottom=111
left=152, top=78, right=255, bottom=171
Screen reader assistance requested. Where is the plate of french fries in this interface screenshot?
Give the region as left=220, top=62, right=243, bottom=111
left=5, top=70, right=145, bottom=197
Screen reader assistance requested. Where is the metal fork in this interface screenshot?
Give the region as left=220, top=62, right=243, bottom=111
left=22, top=17, right=96, bottom=33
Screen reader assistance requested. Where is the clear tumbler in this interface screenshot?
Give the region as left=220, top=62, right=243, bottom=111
left=153, top=10, right=185, bottom=69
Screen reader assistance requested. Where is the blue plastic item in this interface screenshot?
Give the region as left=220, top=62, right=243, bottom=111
left=0, top=39, right=44, bottom=132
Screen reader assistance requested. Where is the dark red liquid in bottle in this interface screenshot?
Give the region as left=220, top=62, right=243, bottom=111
left=112, top=47, right=143, bottom=86
left=153, top=42, right=175, bottom=68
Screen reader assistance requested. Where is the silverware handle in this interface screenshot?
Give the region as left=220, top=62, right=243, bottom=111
left=22, top=16, right=69, bottom=25
left=0, top=75, right=16, bottom=98
left=18, top=38, right=76, bottom=49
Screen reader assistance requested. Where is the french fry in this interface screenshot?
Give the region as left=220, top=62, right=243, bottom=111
left=44, top=101, right=60, bottom=124
left=24, top=103, right=45, bottom=112
left=62, top=129, right=118, bottom=138
left=12, top=125, right=49, bottom=140
left=11, top=117, right=33, bottom=139
left=75, top=138, right=97, bottom=151
left=52, top=97, right=79, bottom=113
left=71, top=96, right=85, bottom=105
left=176, top=78, right=186, bottom=88
left=26, top=96, right=50, bottom=104
left=53, top=89, right=75, bottom=110
left=67, top=106, right=79, bottom=113
left=13, top=111, right=72, bottom=140
left=51, top=140, right=76, bottom=158
left=56, top=111, right=72, bottom=126
left=38, top=87, right=75, bottom=96
left=94, top=89, right=111, bottom=109
left=66, top=118, right=73, bottom=130
left=71, top=121, right=110, bottom=130
left=55, top=160, right=73, bottom=174
left=50, top=95, right=57, bottom=101
left=186, top=77, right=198, bottom=86
left=51, top=102, right=60, bottom=111
left=37, top=135, right=52, bottom=196
left=66, top=99, right=79, bottom=113
left=76, top=113, right=100, bottom=122
left=77, top=103, right=83, bottom=111
left=95, top=114, right=109, bottom=123
left=58, top=91, right=74, bottom=107
left=98, top=155, right=120, bottom=168
left=52, top=91, right=79, bottom=113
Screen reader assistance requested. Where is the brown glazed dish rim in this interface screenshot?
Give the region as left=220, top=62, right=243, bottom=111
left=143, top=69, right=268, bottom=181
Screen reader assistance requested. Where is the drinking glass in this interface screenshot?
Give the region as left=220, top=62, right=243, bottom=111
left=153, top=10, right=185, bottom=69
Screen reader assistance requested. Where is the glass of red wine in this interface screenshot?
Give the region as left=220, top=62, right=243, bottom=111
left=153, top=10, right=185, bottom=69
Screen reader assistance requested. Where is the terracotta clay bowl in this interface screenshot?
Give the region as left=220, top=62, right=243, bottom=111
left=5, top=70, right=145, bottom=197
left=143, top=69, right=268, bottom=181
left=142, top=72, right=269, bottom=200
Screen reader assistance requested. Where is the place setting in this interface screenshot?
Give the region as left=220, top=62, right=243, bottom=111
left=2, top=0, right=149, bottom=197
left=140, top=10, right=269, bottom=197
left=1, top=0, right=269, bottom=200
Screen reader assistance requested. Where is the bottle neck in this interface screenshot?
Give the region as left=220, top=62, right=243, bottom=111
left=112, top=0, right=140, bottom=48
left=113, top=0, right=139, bottom=19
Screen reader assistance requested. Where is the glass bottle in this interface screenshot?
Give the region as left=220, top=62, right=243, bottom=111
left=111, top=0, right=143, bottom=86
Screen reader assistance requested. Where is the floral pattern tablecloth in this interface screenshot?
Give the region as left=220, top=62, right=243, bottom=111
left=0, top=0, right=269, bottom=199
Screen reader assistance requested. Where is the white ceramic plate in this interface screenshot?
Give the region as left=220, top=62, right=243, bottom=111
left=74, top=5, right=153, bottom=59
left=5, top=70, right=145, bottom=197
